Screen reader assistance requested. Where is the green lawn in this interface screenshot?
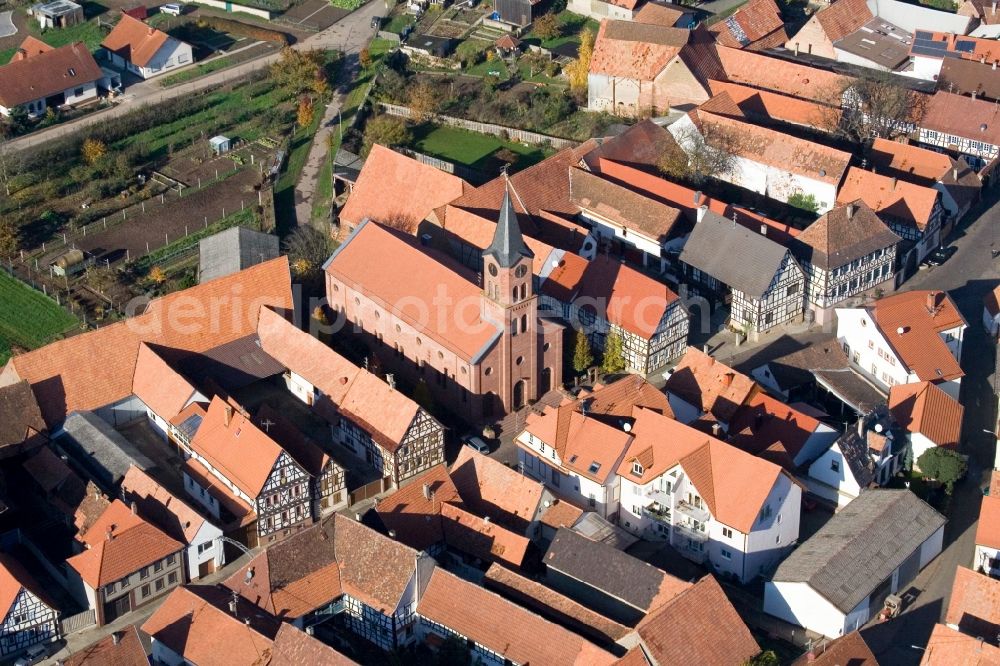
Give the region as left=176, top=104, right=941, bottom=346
left=0, top=271, right=77, bottom=365
left=409, top=124, right=550, bottom=172
left=465, top=57, right=510, bottom=80
left=33, top=18, right=107, bottom=50
left=158, top=55, right=237, bottom=87
left=383, top=13, right=414, bottom=33
left=524, top=11, right=599, bottom=50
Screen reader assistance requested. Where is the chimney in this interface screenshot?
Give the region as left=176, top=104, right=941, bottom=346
left=483, top=516, right=491, bottom=524
left=388, top=529, right=397, bottom=539
left=14, top=48, right=27, bottom=61
left=422, top=483, right=431, bottom=500
left=927, top=291, right=940, bottom=311
left=224, top=405, right=233, bottom=427
left=891, top=177, right=898, bottom=190
left=722, top=372, right=734, bottom=388
left=112, top=632, right=121, bottom=646
left=973, top=90, right=978, bottom=101
left=702, top=343, right=709, bottom=354
left=693, top=190, right=702, bottom=205
left=760, top=224, right=767, bottom=236
left=387, top=373, right=395, bottom=390
left=696, top=204, right=708, bottom=223
left=846, top=203, right=855, bottom=218
left=994, top=61, right=997, bottom=70
left=711, top=422, right=722, bottom=437
left=794, top=42, right=800, bottom=56
left=229, top=598, right=238, bottom=615
left=857, top=418, right=865, bottom=437
left=148, top=26, right=155, bottom=36
left=993, top=0, right=997, bottom=13
left=106, top=527, right=114, bottom=542
left=130, top=501, right=137, bottom=515
left=953, top=167, right=959, bottom=180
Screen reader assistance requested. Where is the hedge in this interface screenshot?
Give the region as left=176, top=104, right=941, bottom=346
left=197, top=17, right=291, bottom=45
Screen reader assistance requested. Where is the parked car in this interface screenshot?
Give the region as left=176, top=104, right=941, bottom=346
left=15, top=644, right=50, bottom=666
left=925, top=246, right=957, bottom=266
left=463, top=436, right=490, bottom=454
left=160, top=3, right=183, bottom=15
left=370, top=15, right=381, bottom=29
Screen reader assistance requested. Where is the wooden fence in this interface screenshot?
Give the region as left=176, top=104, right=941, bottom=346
left=398, top=148, right=483, bottom=182
left=61, top=609, right=97, bottom=635
left=378, top=103, right=578, bottom=149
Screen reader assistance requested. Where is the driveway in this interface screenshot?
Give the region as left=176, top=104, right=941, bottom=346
left=859, top=191, right=1000, bottom=665
left=0, top=11, right=16, bottom=38
left=5, top=1, right=383, bottom=153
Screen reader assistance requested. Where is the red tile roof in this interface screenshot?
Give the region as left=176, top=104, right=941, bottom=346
left=706, top=79, right=839, bottom=128
left=870, top=138, right=954, bottom=185
left=869, top=290, right=966, bottom=383
left=0, top=41, right=103, bottom=108
left=121, top=465, right=209, bottom=544
left=325, top=221, right=501, bottom=360
left=101, top=14, right=170, bottom=67
left=978, top=493, right=1000, bottom=549
left=688, top=109, right=851, bottom=185
left=189, top=396, right=286, bottom=498
left=541, top=254, right=680, bottom=339
left=539, top=498, right=584, bottom=530
left=569, top=166, right=683, bottom=242
left=17, top=36, right=53, bottom=58
left=483, top=563, right=632, bottom=644
left=837, top=167, right=941, bottom=231
left=450, top=445, right=544, bottom=533
left=340, top=145, right=470, bottom=230
left=889, top=381, right=964, bottom=448
left=440, top=501, right=531, bottom=567
left=637, top=576, right=759, bottom=666
left=729, top=392, right=824, bottom=469
left=922, top=623, right=1000, bottom=665
left=634, top=2, right=687, bottom=26
left=0, top=257, right=292, bottom=427
left=793, top=631, right=879, bottom=665
left=813, top=0, right=873, bottom=42
left=376, top=464, right=461, bottom=550
left=716, top=46, right=849, bottom=103
left=180, top=457, right=254, bottom=526
left=709, top=0, right=788, bottom=50
left=333, top=514, right=419, bottom=612
left=131, top=343, right=197, bottom=422
left=142, top=586, right=277, bottom=666
left=946, top=566, right=1000, bottom=640
left=664, top=347, right=759, bottom=423
left=590, top=20, right=689, bottom=80
left=270, top=623, right=357, bottom=665
left=64, top=624, right=148, bottom=666
left=921, top=91, right=1000, bottom=148
left=67, top=500, right=184, bottom=588
left=576, top=374, right=675, bottom=419
left=418, top=568, right=616, bottom=665
left=522, top=406, right=632, bottom=484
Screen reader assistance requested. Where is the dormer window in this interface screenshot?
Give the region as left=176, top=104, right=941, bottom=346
left=588, top=461, right=601, bottom=474
left=632, top=461, right=644, bottom=476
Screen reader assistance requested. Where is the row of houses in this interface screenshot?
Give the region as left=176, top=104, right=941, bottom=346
left=0, top=13, right=191, bottom=118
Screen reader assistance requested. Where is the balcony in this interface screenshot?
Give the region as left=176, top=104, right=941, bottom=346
left=642, top=504, right=671, bottom=524
left=673, top=521, right=709, bottom=543
left=645, top=486, right=672, bottom=505
left=676, top=499, right=710, bottom=523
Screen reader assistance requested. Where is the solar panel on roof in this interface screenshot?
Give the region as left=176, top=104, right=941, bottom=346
left=955, top=40, right=976, bottom=53
left=177, top=414, right=203, bottom=440
left=915, top=30, right=933, bottom=39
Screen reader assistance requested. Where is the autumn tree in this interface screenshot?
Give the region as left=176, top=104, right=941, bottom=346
left=828, top=69, right=927, bottom=145
left=657, top=119, right=737, bottom=185
left=147, top=266, right=167, bottom=284
left=359, top=47, right=372, bottom=69
left=533, top=13, right=560, bottom=40
left=0, top=220, right=15, bottom=257
left=573, top=329, right=594, bottom=374
left=272, top=48, right=328, bottom=95
left=565, top=28, right=594, bottom=94
left=297, top=97, right=315, bottom=129
left=81, top=138, right=107, bottom=166
left=601, top=329, right=627, bottom=375
left=361, top=115, right=411, bottom=156
left=494, top=148, right=518, bottom=166
left=408, top=81, right=439, bottom=123
left=382, top=211, right=419, bottom=234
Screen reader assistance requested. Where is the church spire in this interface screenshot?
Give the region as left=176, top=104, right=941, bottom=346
left=484, top=176, right=534, bottom=269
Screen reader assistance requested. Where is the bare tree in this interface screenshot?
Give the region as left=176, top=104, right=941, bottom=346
left=381, top=211, right=419, bottom=234
left=659, top=119, right=738, bottom=185
left=827, top=69, right=928, bottom=145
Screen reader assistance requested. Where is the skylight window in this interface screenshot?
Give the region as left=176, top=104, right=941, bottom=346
left=588, top=461, right=601, bottom=474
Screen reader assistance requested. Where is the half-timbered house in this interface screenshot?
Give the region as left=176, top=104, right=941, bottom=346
left=256, top=307, right=445, bottom=487
left=180, top=396, right=313, bottom=547
left=225, top=514, right=430, bottom=651
left=0, top=554, right=60, bottom=658
left=680, top=208, right=805, bottom=336
left=792, top=201, right=900, bottom=324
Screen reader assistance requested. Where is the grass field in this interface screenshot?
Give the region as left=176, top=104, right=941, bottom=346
left=524, top=11, right=598, bottom=50
left=158, top=54, right=237, bottom=87
left=0, top=271, right=77, bottom=365
left=409, top=124, right=550, bottom=172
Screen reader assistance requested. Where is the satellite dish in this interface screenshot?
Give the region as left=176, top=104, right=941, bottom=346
left=897, top=326, right=905, bottom=335
left=874, top=423, right=884, bottom=433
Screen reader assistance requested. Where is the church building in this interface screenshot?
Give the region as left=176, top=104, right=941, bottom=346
left=324, top=186, right=564, bottom=420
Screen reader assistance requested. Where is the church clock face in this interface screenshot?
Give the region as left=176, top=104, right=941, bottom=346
left=488, top=264, right=498, bottom=277
left=515, top=265, right=528, bottom=278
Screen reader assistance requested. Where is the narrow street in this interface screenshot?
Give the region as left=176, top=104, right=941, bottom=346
left=860, top=191, right=1000, bottom=665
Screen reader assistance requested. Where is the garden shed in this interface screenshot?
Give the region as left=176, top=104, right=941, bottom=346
left=209, top=135, right=231, bottom=155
